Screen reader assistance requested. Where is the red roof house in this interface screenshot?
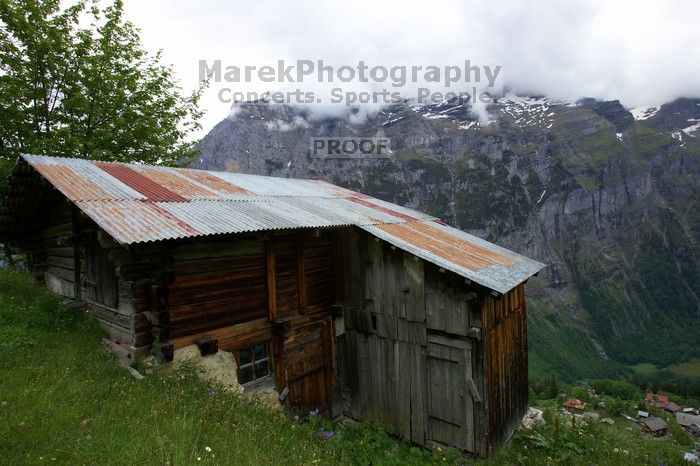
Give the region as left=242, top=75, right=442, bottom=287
left=563, top=398, right=586, bottom=412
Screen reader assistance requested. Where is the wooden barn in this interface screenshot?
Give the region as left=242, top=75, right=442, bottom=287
left=0, top=154, right=544, bottom=457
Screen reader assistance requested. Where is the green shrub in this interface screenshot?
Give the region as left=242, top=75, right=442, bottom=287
left=569, top=386, right=590, bottom=403
left=589, top=379, right=642, bottom=400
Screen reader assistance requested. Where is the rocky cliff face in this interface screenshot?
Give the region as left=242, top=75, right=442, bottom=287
left=194, top=95, right=700, bottom=380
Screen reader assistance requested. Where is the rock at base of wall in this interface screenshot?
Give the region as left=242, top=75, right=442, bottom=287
left=172, top=345, right=243, bottom=394
left=521, top=407, right=546, bottom=429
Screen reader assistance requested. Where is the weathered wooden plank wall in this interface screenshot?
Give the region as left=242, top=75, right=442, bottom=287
left=481, top=284, right=528, bottom=456
left=167, top=238, right=268, bottom=340
left=160, top=230, right=337, bottom=411
left=336, top=229, right=485, bottom=452
left=38, top=199, right=152, bottom=354
left=42, top=201, right=86, bottom=300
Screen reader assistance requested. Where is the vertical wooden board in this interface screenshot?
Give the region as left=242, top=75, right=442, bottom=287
left=397, top=340, right=412, bottom=440
left=345, top=330, right=360, bottom=418
left=266, top=240, right=276, bottom=320
left=297, top=236, right=306, bottom=310
left=446, top=290, right=469, bottom=336
left=425, top=267, right=445, bottom=332
left=352, top=232, right=365, bottom=311
left=474, top=338, right=487, bottom=458
left=379, top=337, right=394, bottom=429
left=403, top=253, right=425, bottom=323
left=379, top=243, right=399, bottom=318
left=357, top=333, right=370, bottom=419
left=71, top=205, right=82, bottom=302
left=369, top=335, right=384, bottom=422
left=333, top=333, right=347, bottom=418
left=362, top=237, right=381, bottom=310
left=410, top=343, right=426, bottom=444
left=463, top=346, right=475, bottom=453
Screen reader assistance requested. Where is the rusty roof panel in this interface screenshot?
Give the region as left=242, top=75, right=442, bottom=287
left=136, top=167, right=222, bottom=200
left=75, top=200, right=201, bottom=244
left=29, top=159, right=146, bottom=201
left=95, top=162, right=187, bottom=202
left=33, top=164, right=113, bottom=202
left=362, top=221, right=544, bottom=294
left=14, top=154, right=545, bottom=292
left=174, top=168, right=249, bottom=197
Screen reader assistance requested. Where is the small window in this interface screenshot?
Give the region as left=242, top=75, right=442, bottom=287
left=237, top=342, right=271, bottom=385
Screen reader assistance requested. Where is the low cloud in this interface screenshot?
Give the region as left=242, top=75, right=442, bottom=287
left=125, top=0, right=700, bottom=130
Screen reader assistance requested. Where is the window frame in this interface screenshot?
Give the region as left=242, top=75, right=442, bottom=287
left=236, top=341, right=272, bottom=387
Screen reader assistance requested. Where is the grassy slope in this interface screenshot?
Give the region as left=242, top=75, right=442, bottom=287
left=0, top=271, right=332, bottom=465
left=0, top=270, right=692, bottom=465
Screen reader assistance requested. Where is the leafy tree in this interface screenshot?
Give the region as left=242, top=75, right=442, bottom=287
left=0, top=0, right=204, bottom=177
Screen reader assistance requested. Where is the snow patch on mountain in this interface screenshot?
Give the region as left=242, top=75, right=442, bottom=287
left=497, top=94, right=561, bottom=128
left=630, top=106, right=659, bottom=120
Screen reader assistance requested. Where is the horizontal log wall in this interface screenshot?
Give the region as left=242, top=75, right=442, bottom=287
left=36, top=199, right=152, bottom=356
left=167, top=238, right=268, bottom=340
left=161, top=231, right=337, bottom=411
left=42, top=201, right=86, bottom=300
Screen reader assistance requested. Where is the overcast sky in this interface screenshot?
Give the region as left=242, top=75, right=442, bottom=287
left=123, top=0, right=700, bottom=136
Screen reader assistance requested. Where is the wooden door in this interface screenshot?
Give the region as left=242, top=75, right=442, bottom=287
left=279, top=319, right=333, bottom=412
left=84, top=231, right=118, bottom=307
left=426, top=337, right=475, bottom=451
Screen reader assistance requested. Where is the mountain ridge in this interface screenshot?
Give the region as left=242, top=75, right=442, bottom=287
left=193, top=94, right=700, bottom=380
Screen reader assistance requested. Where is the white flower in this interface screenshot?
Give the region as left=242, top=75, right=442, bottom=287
left=205, top=447, right=212, bottom=453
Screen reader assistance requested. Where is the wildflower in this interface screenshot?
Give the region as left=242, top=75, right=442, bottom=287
left=208, top=388, right=217, bottom=398
left=309, top=408, right=319, bottom=416
left=197, top=457, right=201, bottom=461
left=319, top=429, right=335, bottom=440
left=205, top=446, right=212, bottom=452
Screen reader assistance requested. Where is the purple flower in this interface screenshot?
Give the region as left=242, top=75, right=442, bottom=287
left=309, top=408, right=319, bottom=416
left=321, top=430, right=335, bottom=439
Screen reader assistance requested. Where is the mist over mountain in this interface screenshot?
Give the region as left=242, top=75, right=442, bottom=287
left=193, top=95, right=700, bottom=380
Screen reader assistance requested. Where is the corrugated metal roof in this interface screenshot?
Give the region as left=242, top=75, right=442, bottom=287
left=14, top=154, right=545, bottom=293
left=360, top=221, right=543, bottom=294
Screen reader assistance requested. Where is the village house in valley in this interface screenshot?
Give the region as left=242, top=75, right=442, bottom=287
left=641, top=417, right=669, bottom=438
left=0, top=155, right=544, bottom=457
